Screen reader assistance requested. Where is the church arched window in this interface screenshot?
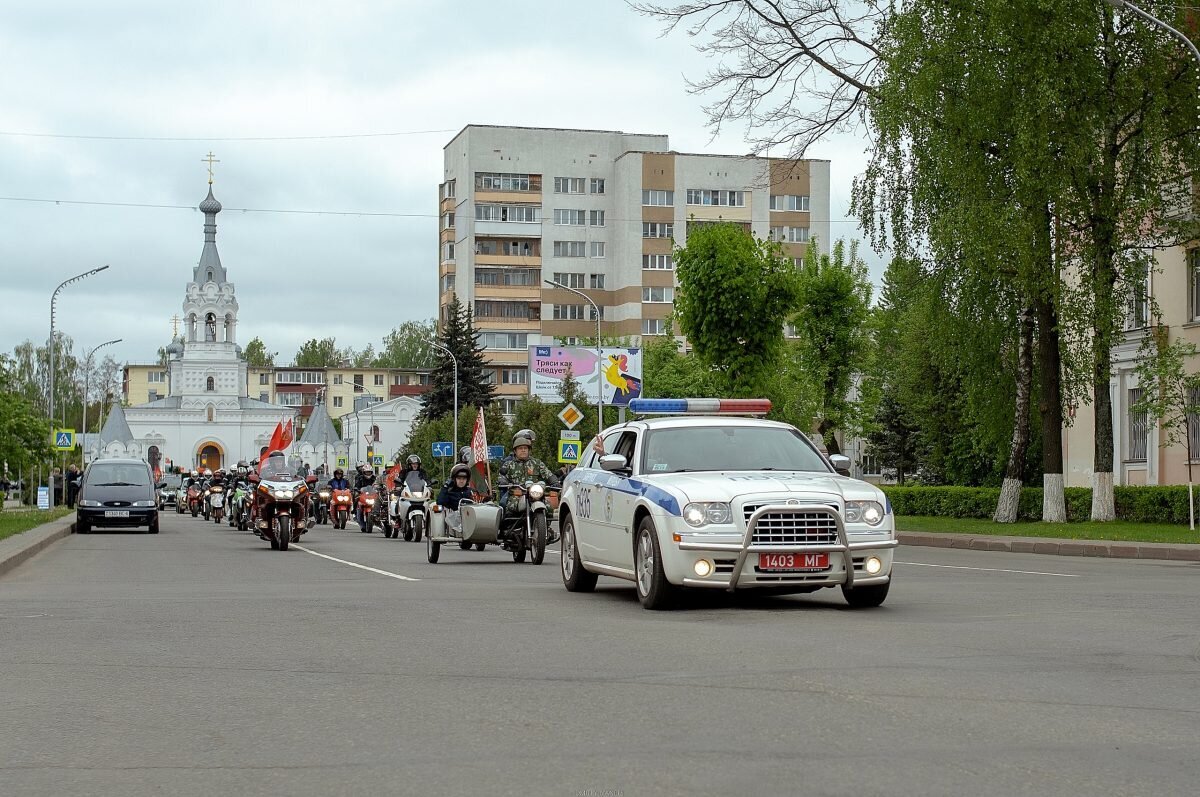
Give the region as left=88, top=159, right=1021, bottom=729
left=206, top=376, right=215, bottom=392
left=207, top=269, right=213, bottom=283
left=205, top=313, right=217, bottom=342
left=224, top=313, right=233, bottom=342
left=206, top=406, right=215, bottom=423
left=371, top=425, right=381, bottom=443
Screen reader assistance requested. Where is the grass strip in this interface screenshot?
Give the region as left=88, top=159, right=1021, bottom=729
left=896, top=515, right=1199, bottom=545
left=0, top=507, right=73, bottom=542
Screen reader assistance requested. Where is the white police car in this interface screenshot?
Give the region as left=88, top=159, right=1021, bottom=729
left=558, top=399, right=897, bottom=610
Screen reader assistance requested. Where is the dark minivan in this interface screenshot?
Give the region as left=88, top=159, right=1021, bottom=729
left=76, top=458, right=161, bottom=534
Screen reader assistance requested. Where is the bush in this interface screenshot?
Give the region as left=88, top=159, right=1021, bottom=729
left=881, top=485, right=1192, bottom=525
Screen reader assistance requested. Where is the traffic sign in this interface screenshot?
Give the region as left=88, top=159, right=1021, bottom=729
left=558, top=403, right=583, bottom=429
left=487, top=444, right=506, bottom=460
left=371, top=455, right=384, bottom=467
left=336, top=455, right=348, bottom=469
left=558, top=439, right=581, bottom=464
left=559, top=430, right=581, bottom=441
left=53, top=429, right=75, bottom=451
left=432, top=441, right=454, bottom=458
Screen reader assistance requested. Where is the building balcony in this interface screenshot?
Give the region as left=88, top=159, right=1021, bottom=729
left=474, top=220, right=543, bottom=238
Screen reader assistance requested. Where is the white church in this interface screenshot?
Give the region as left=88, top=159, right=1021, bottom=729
left=103, top=180, right=295, bottom=473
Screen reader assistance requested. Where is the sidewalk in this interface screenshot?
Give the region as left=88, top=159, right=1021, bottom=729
left=0, top=514, right=76, bottom=579
left=898, top=530, right=1200, bottom=561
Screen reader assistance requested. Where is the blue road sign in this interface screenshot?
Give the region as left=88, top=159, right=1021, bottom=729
left=487, top=445, right=506, bottom=460
left=558, top=440, right=581, bottom=464
left=432, top=441, right=454, bottom=458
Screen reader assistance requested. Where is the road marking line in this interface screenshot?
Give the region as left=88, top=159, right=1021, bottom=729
left=293, top=545, right=420, bottom=581
left=895, top=561, right=1080, bottom=578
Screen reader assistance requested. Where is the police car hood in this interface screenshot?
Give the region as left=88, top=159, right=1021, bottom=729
left=647, top=470, right=883, bottom=505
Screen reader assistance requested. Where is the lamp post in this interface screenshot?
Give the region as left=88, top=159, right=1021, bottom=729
left=431, top=340, right=458, bottom=455
left=81, top=338, right=121, bottom=466
left=353, top=385, right=380, bottom=471
left=48, top=265, right=109, bottom=501
left=544, top=278, right=603, bottom=438
left=1108, top=0, right=1200, bottom=531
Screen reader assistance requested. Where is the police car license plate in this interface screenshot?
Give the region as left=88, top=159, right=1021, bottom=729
left=104, top=510, right=130, bottom=518
left=758, top=552, right=828, bottom=571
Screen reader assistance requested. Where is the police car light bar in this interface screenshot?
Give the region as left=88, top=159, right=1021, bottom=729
left=626, top=398, right=772, bottom=415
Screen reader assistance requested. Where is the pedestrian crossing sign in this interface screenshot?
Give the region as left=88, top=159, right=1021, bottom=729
left=54, top=429, right=75, bottom=451
left=558, top=439, right=581, bottom=464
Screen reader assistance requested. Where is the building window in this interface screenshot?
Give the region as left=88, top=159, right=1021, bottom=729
left=206, top=406, right=214, bottom=422
left=589, top=274, right=606, bottom=289
left=259, top=392, right=269, bottom=402
left=442, top=242, right=455, bottom=262
left=769, top=226, right=810, bottom=243
left=475, top=268, right=539, bottom=286
left=1188, top=386, right=1200, bottom=460
left=1190, top=250, right=1200, bottom=322
left=770, top=195, right=810, bottom=211
left=553, top=209, right=586, bottom=226
left=475, top=172, right=537, bottom=192
left=552, top=272, right=585, bottom=288
left=642, top=222, right=674, bottom=239
left=148, top=390, right=160, bottom=402
left=333, top=396, right=343, bottom=408
left=354, top=374, right=364, bottom=389
left=860, top=452, right=881, bottom=476
left=148, top=371, right=166, bottom=383
left=590, top=241, right=605, bottom=258
left=277, top=371, right=325, bottom=384
left=589, top=178, right=605, bottom=194
left=442, top=212, right=455, bottom=229
left=374, top=374, right=384, bottom=386
left=499, top=398, right=518, bottom=416
left=1127, top=262, right=1150, bottom=329
left=259, top=373, right=269, bottom=385
left=588, top=210, right=605, bottom=227
left=553, top=240, right=586, bottom=257
left=590, top=305, right=604, bottom=321
left=475, top=204, right=541, bottom=223
left=332, top=374, right=343, bottom=385
left=685, top=189, right=746, bottom=207
left=553, top=304, right=586, bottom=320
left=642, top=189, right=674, bottom=206
left=642, top=318, right=665, bottom=336
left=642, top=254, right=673, bottom=270
left=476, top=332, right=529, bottom=350
left=553, top=177, right=585, bottom=194
left=206, top=376, right=215, bottom=392
left=476, top=238, right=538, bottom=257
left=481, top=369, right=497, bottom=385
left=643, top=286, right=674, bottom=303
left=442, top=274, right=455, bottom=292
left=475, top=300, right=534, bottom=319
left=501, top=368, right=528, bottom=385
left=442, top=180, right=455, bottom=199
left=1128, top=388, right=1148, bottom=462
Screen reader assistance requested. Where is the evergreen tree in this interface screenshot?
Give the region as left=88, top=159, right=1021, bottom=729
left=419, top=298, right=495, bottom=422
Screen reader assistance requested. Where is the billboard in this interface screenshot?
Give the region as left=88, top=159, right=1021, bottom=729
left=528, top=346, right=643, bottom=406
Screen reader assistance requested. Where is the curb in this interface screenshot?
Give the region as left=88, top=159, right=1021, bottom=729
left=897, top=531, right=1200, bottom=562
left=0, top=514, right=76, bottom=579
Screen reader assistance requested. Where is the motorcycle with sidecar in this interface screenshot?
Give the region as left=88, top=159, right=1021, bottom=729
left=424, top=479, right=557, bottom=564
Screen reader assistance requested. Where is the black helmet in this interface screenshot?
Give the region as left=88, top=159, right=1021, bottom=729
left=407, top=454, right=421, bottom=467
left=333, top=468, right=344, bottom=478
left=450, top=464, right=471, bottom=480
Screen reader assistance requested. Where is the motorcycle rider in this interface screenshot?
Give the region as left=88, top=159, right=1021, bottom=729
left=328, top=468, right=350, bottom=490
left=402, top=454, right=430, bottom=485
left=437, top=464, right=475, bottom=511
left=356, top=467, right=377, bottom=531
left=497, top=431, right=558, bottom=533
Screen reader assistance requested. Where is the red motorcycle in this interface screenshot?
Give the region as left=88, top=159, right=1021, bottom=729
left=357, top=485, right=380, bottom=533
left=187, top=483, right=203, bottom=517
left=330, top=488, right=353, bottom=529
left=248, top=470, right=317, bottom=551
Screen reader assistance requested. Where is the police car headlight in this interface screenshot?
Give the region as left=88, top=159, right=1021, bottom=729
left=846, top=500, right=885, bottom=526
left=683, top=502, right=732, bottom=527
left=528, top=484, right=545, bottom=500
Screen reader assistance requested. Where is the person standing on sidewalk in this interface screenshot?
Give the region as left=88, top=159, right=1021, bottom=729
left=66, top=464, right=81, bottom=508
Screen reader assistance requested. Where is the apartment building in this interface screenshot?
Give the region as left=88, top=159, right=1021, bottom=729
left=1064, top=244, right=1200, bottom=487
left=438, top=125, right=831, bottom=410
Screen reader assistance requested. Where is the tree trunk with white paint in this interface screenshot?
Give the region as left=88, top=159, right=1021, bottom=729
left=994, top=306, right=1035, bottom=523
left=1043, top=473, right=1066, bottom=522
left=1091, top=471, right=1115, bottom=522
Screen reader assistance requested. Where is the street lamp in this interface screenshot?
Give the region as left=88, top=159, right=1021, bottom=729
left=430, top=340, right=458, bottom=456
left=81, top=338, right=121, bottom=466
left=544, top=278, right=604, bottom=438
left=49, top=265, right=110, bottom=432
left=1106, top=0, right=1200, bottom=68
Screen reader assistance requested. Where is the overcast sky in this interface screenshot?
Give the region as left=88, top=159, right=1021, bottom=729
left=0, top=0, right=884, bottom=370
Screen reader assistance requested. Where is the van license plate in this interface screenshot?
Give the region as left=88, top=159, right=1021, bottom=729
left=104, top=510, right=130, bottom=518
left=758, top=552, right=828, bottom=571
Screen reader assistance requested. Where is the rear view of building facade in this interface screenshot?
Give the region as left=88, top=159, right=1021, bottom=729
left=438, top=125, right=831, bottom=412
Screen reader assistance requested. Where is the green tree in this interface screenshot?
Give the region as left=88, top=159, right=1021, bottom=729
left=419, top=298, right=496, bottom=422
left=673, top=223, right=800, bottom=395
left=243, top=337, right=276, bottom=367
left=791, top=238, right=873, bottom=456
left=292, top=337, right=343, bottom=367
left=1133, top=329, right=1200, bottom=529
left=0, top=392, right=54, bottom=487
left=867, top=391, right=920, bottom=485
left=377, top=320, right=438, bottom=368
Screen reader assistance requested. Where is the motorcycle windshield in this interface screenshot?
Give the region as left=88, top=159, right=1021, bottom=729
left=403, top=472, right=426, bottom=493
left=260, top=453, right=292, bottom=480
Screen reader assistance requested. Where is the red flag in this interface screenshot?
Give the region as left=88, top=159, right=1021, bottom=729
left=259, top=422, right=284, bottom=473
left=469, top=409, right=490, bottom=498
left=280, top=418, right=295, bottom=449
left=384, top=463, right=402, bottom=492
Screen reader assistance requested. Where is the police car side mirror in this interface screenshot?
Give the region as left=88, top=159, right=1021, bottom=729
left=598, top=454, right=629, bottom=473
left=829, top=454, right=851, bottom=476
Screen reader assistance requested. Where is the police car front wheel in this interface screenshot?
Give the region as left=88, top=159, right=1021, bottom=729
left=635, top=518, right=678, bottom=610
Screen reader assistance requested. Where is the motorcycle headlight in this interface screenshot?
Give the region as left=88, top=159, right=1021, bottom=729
left=845, top=500, right=886, bottom=527
left=365, top=498, right=376, bottom=505
left=133, top=500, right=156, bottom=507
left=683, top=502, right=732, bottom=527
left=319, top=491, right=330, bottom=499
left=79, top=499, right=101, bottom=508
left=273, top=489, right=294, bottom=500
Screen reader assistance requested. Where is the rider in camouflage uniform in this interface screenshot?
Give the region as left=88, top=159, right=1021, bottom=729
left=497, top=431, right=558, bottom=516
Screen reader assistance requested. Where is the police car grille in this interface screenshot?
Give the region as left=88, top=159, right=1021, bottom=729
left=743, top=506, right=838, bottom=545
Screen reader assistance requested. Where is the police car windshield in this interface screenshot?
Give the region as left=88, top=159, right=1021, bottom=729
left=641, top=426, right=831, bottom=474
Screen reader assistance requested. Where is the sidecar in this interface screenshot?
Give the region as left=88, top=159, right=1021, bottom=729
left=425, top=499, right=503, bottom=563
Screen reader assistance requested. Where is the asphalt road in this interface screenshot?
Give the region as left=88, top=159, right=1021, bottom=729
left=1, top=512, right=1198, bottom=797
